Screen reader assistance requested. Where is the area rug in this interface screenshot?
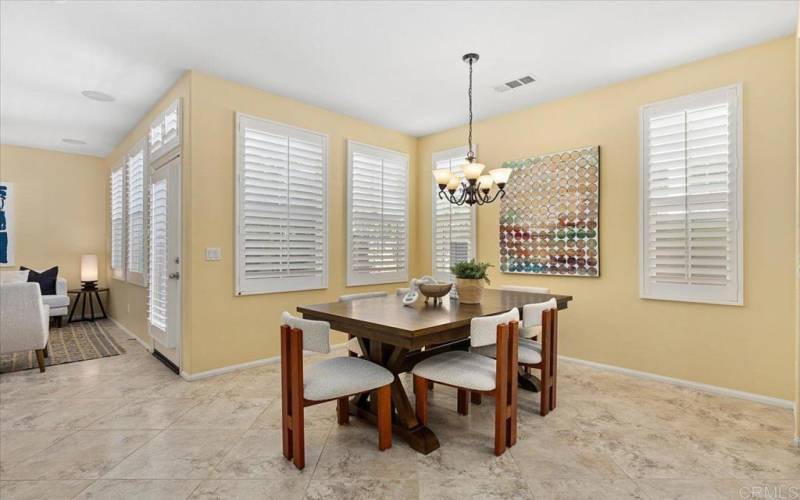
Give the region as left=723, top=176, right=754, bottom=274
left=0, top=321, right=125, bottom=373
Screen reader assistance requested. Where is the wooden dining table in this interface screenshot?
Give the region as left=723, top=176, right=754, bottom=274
left=298, top=288, right=572, bottom=454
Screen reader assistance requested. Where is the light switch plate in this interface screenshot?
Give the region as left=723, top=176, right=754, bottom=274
left=205, top=247, right=222, bottom=261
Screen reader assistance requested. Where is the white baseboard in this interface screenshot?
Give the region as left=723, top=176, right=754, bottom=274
left=107, top=317, right=153, bottom=353
left=560, top=355, right=794, bottom=409
left=180, top=341, right=349, bottom=381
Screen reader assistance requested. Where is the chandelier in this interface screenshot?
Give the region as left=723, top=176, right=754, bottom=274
left=433, top=53, right=512, bottom=206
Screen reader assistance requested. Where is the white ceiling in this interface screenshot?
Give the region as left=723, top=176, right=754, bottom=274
left=1, top=1, right=796, bottom=157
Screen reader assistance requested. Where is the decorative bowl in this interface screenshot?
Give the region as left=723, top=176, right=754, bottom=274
left=419, top=283, right=453, bottom=305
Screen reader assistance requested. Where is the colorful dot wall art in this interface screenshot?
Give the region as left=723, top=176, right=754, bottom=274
left=499, top=146, right=600, bottom=277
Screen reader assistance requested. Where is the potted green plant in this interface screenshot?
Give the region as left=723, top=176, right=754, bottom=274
left=450, top=259, right=493, bottom=304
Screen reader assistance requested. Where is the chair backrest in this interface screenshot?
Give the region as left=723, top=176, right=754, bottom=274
left=521, top=298, right=557, bottom=339
left=338, top=291, right=388, bottom=302
left=469, top=308, right=519, bottom=348
left=281, top=311, right=331, bottom=354
left=501, top=285, right=551, bottom=294
left=522, top=298, right=557, bottom=327
left=0, top=282, right=48, bottom=354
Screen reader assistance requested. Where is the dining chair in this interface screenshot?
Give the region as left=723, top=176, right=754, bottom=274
left=411, top=308, right=520, bottom=456
left=338, top=292, right=389, bottom=357
left=472, top=298, right=558, bottom=416
left=280, top=311, right=394, bottom=470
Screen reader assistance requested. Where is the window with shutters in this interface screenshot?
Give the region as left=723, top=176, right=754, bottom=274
left=431, top=146, right=476, bottom=283
left=110, top=162, right=126, bottom=281
left=347, top=141, right=409, bottom=286
left=126, top=139, right=148, bottom=286
left=640, top=84, right=743, bottom=305
left=149, top=178, right=168, bottom=330
left=148, top=98, right=181, bottom=165
left=235, top=114, right=328, bottom=295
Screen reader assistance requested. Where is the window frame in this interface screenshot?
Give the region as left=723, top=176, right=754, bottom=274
left=638, top=84, right=744, bottom=306
left=110, top=160, right=126, bottom=282
left=234, top=112, right=329, bottom=295
left=148, top=98, right=182, bottom=166
left=346, top=140, right=410, bottom=287
left=125, top=138, right=149, bottom=287
left=431, top=145, right=477, bottom=283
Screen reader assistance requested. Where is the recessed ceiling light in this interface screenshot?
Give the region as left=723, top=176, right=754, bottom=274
left=62, top=138, right=87, bottom=145
left=81, top=90, right=115, bottom=102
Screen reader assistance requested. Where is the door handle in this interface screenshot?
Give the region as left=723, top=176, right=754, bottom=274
left=168, top=272, right=180, bottom=280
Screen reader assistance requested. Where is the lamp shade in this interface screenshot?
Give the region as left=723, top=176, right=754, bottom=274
left=446, top=176, right=461, bottom=191
left=433, top=169, right=453, bottom=186
left=81, top=254, right=98, bottom=282
left=489, top=168, right=513, bottom=186
left=478, top=175, right=494, bottom=191
left=462, top=162, right=485, bottom=180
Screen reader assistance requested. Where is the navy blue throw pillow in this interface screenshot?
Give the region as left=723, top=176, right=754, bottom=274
left=20, top=266, right=58, bottom=295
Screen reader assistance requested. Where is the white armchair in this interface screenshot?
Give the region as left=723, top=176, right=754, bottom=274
left=0, top=282, right=50, bottom=372
left=41, top=277, right=69, bottom=326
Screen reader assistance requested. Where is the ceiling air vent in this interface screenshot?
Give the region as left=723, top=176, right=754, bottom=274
left=494, top=74, right=536, bottom=93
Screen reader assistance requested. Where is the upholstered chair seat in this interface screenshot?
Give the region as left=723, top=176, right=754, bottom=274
left=303, top=356, right=394, bottom=402
left=410, top=350, right=497, bottom=391
left=472, top=337, right=542, bottom=365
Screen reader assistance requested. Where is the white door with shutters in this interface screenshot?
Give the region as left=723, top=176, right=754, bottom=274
left=148, top=157, right=181, bottom=353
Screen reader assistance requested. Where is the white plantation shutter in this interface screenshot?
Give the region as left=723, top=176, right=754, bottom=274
left=235, top=114, right=328, bottom=295
left=110, top=163, right=125, bottom=281
left=640, top=85, right=742, bottom=305
left=148, top=98, right=181, bottom=165
left=126, top=140, right=147, bottom=286
left=432, top=146, right=476, bottom=283
left=149, top=178, right=168, bottom=330
left=347, top=141, right=409, bottom=286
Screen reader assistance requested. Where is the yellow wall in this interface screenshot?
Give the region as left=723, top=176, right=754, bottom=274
left=0, top=145, right=106, bottom=290
left=418, top=37, right=797, bottom=400
left=103, top=73, right=192, bottom=350
left=185, top=71, right=418, bottom=374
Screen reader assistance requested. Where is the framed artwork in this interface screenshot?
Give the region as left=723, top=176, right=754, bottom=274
left=499, top=146, right=600, bottom=277
left=0, top=182, right=13, bottom=266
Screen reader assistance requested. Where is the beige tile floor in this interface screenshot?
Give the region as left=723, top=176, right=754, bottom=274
left=0, top=320, right=797, bottom=499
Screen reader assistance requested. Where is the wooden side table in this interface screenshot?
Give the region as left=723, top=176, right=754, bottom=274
left=67, top=288, right=109, bottom=323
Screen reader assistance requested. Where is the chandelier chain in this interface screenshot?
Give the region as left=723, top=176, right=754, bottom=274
left=467, top=58, right=473, bottom=160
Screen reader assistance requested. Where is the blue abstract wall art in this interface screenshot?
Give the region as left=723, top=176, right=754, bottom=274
left=0, top=183, right=14, bottom=266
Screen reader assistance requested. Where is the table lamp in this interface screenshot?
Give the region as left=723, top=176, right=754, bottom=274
left=80, top=254, right=98, bottom=290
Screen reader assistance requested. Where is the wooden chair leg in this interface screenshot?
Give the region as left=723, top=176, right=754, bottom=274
left=35, top=349, right=46, bottom=373
left=56, top=316, right=62, bottom=328
left=471, top=392, right=482, bottom=405
left=494, top=323, right=509, bottom=456
left=337, top=397, right=350, bottom=425
left=376, top=385, right=392, bottom=451
left=413, top=375, right=429, bottom=425
left=457, top=389, right=469, bottom=415
left=289, top=327, right=305, bottom=470
left=43, top=344, right=49, bottom=358
left=280, top=325, right=293, bottom=461
left=507, top=321, right=519, bottom=448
